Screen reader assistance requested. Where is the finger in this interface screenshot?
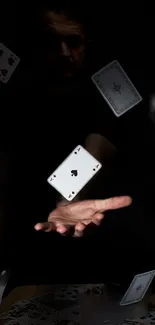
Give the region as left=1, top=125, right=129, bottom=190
left=92, top=196, right=132, bottom=213
left=74, top=230, right=84, bottom=237
left=55, top=222, right=73, bottom=235
left=92, top=212, right=104, bottom=225
left=75, top=222, right=86, bottom=232
left=34, top=222, right=56, bottom=232
left=56, top=224, right=69, bottom=234
left=83, top=220, right=92, bottom=226
left=74, top=222, right=86, bottom=237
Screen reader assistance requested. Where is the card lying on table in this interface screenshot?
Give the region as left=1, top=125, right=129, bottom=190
left=120, top=270, right=155, bottom=306
left=47, top=145, right=102, bottom=201
left=91, top=60, right=142, bottom=117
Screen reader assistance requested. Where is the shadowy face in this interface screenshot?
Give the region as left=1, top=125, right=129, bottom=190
left=41, top=11, right=87, bottom=78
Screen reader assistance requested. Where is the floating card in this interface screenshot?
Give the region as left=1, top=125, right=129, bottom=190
left=91, top=60, right=142, bottom=117
left=120, top=270, right=155, bottom=306
left=0, top=42, right=20, bottom=83
left=47, top=145, right=102, bottom=201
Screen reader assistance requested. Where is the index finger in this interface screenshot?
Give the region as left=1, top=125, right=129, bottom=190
left=93, top=196, right=132, bottom=212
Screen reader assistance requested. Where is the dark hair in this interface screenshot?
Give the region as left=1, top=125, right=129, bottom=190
left=35, top=0, right=92, bottom=40
left=38, top=0, right=90, bottom=22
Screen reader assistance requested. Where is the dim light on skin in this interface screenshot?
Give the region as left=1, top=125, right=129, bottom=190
left=42, top=11, right=87, bottom=77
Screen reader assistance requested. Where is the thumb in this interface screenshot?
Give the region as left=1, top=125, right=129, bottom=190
left=92, top=196, right=132, bottom=213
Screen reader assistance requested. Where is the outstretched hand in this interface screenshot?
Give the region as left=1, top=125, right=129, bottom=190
left=34, top=196, right=132, bottom=237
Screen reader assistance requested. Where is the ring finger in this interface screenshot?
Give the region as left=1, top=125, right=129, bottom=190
left=74, top=222, right=86, bottom=237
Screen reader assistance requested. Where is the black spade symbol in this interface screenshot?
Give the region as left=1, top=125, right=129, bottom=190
left=1, top=69, right=8, bottom=76
left=8, top=57, right=15, bottom=66
left=71, top=170, right=78, bottom=177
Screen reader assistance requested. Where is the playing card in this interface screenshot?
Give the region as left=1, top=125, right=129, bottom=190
left=47, top=145, right=102, bottom=201
left=91, top=60, right=142, bottom=117
left=0, top=269, right=11, bottom=305
left=0, top=43, right=20, bottom=83
left=120, top=270, right=155, bottom=306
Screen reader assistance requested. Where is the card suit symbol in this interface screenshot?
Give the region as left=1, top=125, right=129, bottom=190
left=93, top=168, right=96, bottom=171
left=71, top=170, right=78, bottom=177
left=1, top=69, right=8, bottom=77
left=74, top=151, right=77, bottom=154
left=136, top=284, right=142, bottom=292
left=0, top=50, right=4, bottom=57
left=113, top=82, right=122, bottom=95
left=8, top=57, right=15, bottom=66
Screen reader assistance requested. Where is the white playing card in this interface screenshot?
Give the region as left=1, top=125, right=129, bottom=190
left=0, top=42, right=20, bottom=83
left=47, top=145, right=102, bottom=201
left=120, top=270, right=155, bottom=306
left=91, top=60, right=142, bottom=117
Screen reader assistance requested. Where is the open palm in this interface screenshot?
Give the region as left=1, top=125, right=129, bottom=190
left=35, top=196, right=132, bottom=237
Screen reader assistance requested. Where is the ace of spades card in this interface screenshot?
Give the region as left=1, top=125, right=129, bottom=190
left=47, top=145, right=102, bottom=201
left=0, top=42, right=20, bottom=83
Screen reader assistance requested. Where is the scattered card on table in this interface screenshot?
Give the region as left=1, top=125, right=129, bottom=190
left=0, top=42, right=20, bottom=83
left=91, top=60, right=142, bottom=117
left=120, top=270, right=155, bottom=306
left=47, top=145, right=102, bottom=201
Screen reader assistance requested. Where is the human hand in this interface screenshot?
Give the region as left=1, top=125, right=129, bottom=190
left=34, top=196, right=132, bottom=237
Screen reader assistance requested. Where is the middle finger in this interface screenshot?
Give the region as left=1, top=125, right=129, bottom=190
left=74, top=222, right=86, bottom=237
